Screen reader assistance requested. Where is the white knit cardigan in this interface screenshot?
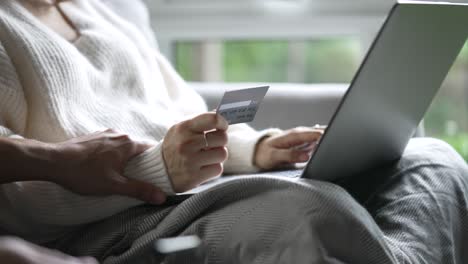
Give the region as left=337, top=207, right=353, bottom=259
left=0, top=0, right=279, bottom=242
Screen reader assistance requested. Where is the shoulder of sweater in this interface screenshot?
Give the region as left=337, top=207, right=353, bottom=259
left=0, top=41, right=22, bottom=92
left=0, top=40, right=25, bottom=133
left=0, top=1, right=22, bottom=23
left=0, top=5, right=39, bottom=95
left=0, top=47, right=20, bottom=79
left=0, top=36, right=25, bottom=129
left=83, top=0, right=159, bottom=51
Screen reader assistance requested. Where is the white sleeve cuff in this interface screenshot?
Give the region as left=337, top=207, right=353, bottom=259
left=124, top=143, right=175, bottom=195
left=224, top=126, right=282, bottom=174
left=0, top=126, right=18, bottom=138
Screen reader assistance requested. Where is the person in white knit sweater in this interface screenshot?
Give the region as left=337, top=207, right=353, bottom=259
left=0, top=0, right=325, bottom=262
left=3, top=0, right=468, bottom=264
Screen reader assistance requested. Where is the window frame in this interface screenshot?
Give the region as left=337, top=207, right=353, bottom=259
left=145, top=0, right=393, bottom=61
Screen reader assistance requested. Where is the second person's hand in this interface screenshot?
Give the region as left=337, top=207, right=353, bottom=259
left=49, top=129, right=167, bottom=204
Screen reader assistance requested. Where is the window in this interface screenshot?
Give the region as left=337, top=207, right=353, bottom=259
left=175, top=39, right=362, bottom=83
left=425, top=42, right=468, bottom=161
left=148, top=0, right=468, bottom=161
left=174, top=40, right=468, bottom=161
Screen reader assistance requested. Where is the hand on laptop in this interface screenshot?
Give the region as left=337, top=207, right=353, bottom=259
left=254, top=126, right=324, bottom=170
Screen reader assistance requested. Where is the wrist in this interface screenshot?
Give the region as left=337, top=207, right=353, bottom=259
left=34, top=142, right=61, bottom=183
left=253, top=136, right=270, bottom=169
left=2, top=138, right=59, bottom=183
left=24, top=140, right=59, bottom=182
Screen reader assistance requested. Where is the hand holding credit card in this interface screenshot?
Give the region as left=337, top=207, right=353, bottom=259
left=216, top=86, right=269, bottom=125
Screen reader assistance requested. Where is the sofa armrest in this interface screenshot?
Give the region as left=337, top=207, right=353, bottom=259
left=190, top=82, right=348, bottom=130
left=192, top=82, right=425, bottom=136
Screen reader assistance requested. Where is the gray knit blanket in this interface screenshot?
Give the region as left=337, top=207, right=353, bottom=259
left=49, top=138, right=468, bottom=264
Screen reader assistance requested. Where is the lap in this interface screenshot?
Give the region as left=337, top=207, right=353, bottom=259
left=51, top=178, right=394, bottom=264
left=341, top=138, right=468, bottom=204
left=340, top=138, right=468, bottom=263
left=49, top=138, right=468, bottom=264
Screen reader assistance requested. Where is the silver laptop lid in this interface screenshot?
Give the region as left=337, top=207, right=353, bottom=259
left=303, top=1, right=468, bottom=181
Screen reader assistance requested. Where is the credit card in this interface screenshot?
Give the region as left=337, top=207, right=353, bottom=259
left=216, top=86, right=269, bottom=125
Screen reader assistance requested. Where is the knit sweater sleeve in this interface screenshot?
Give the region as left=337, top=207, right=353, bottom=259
left=223, top=124, right=282, bottom=173
left=0, top=124, right=14, bottom=137
left=0, top=144, right=172, bottom=230
left=0, top=42, right=174, bottom=231
left=0, top=142, right=173, bottom=229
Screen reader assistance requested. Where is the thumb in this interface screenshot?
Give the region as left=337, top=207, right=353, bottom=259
left=113, top=175, right=167, bottom=204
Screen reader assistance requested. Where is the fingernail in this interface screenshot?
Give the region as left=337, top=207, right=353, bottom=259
left=300, top=154, right=309, bottom=161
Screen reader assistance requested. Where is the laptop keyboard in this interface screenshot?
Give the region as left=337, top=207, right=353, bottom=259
left=231, top=169, right=303, bottom=178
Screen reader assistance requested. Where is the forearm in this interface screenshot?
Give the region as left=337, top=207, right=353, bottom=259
left=0, top=137, right=56, bottom=184
left=0, top=133, right=170, bottom=227
left=0, top=147, right=166, bottom=227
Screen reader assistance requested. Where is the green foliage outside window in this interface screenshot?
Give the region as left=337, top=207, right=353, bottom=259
left=426, top=42, right=468, bottom=161
left=175, top=40, right=468, bottom=161
left=223, top=41, right=289, bottom=83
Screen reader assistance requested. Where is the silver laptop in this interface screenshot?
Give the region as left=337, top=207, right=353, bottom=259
left=179, top=1, right=468, bottom=197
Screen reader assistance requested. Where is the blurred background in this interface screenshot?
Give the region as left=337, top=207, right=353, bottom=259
left=145, top=0, right=468, bottom=161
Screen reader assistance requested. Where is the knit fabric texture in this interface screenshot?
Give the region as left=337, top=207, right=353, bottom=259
left=0, top=0, right=280, bottom=242
left=48, top=138, right=468, bottom=264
